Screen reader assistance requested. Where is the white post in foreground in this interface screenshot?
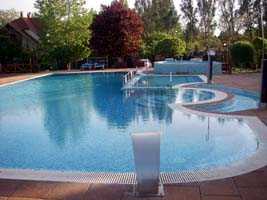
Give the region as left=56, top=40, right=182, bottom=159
left=131, top=132, right=164, bottom=197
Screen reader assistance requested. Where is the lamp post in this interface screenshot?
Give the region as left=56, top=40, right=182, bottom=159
left=260, top=0, right=265, bottom=59
left=207, top=50, right=216, bottom=84
left=260, top=0, right=267, bottom=107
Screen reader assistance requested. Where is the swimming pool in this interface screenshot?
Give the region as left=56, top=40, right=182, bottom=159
left=0, top=73, right=261, bottom=177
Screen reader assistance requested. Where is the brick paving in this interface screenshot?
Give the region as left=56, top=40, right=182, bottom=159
left=0, top=72, right=267, bottom=200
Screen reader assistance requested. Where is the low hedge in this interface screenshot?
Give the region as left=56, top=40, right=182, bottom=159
left=230, top=41, right=256, bottom=68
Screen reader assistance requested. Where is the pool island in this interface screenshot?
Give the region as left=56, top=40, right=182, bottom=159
left=154, top=60, right=222, bottom=75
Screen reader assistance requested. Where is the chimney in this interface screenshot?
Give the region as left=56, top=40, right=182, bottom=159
left=20, top=11, right=23, bottom=18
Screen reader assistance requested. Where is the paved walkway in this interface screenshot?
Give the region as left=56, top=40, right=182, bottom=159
left=213, top=73, right=261, bottom=92
left=0, top=73, right=49, bottom=85
left=0, top=72, right=267, bottom=200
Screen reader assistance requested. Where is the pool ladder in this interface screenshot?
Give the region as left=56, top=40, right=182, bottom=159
left=123, top=70, right=137, bottom=87
left=123, top=66, right=150, bottom=88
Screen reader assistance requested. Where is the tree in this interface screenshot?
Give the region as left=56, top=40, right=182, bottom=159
left=90, top=0, right=144, bottom=64
left=0, top=9, right=19, bottom=28
left=237, top=0, right=261, bottom=40
left=153, top=0, right=179, bottom=32
left=197, top=0, right=217, bottom=47
left=139, top=32, right=169, bottom=59
left=219, top=0, right=241, bottom=41
left=155, top=37, right=186, bottom=58
left=140, top=32, right=185, bottom=60
left=135, top=0, right=179, bottom=35
left=35, top=0, right=93, bottom=69
left=135, top=0, right=154, bottom=36
left=180, top=0, right=198, bottom=50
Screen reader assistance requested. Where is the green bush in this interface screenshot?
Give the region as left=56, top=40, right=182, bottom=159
left=140, top=32, right=171, bottom=59
left=154, top=37, right=186, bottom=58
left=140, top=32, right=186, bottom=60
left=230, top=41, right=256, bottom=68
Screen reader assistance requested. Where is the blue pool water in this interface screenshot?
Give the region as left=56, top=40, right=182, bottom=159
left=0, top=73, right=258, bottom=172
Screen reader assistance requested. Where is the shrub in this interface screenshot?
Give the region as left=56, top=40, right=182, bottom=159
left=140, top=32, right=170, bottom=59
left=154, top=37, right=186, bottom=58
left=230, top=41, right=256, bottom=68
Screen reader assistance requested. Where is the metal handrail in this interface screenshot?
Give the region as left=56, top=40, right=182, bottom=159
left=123, top=66, right=149, bottom=87
left=123, top=70, right=137, bottom=86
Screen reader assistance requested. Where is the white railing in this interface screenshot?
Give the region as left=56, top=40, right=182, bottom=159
left=123, top=70, right=137, bottom=86
left=123, top=66, right=150, bottom=87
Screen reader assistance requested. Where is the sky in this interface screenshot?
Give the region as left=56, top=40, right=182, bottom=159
left=0, top=0, right=221, bottom=34
left=0, top=0, right=180, bottom=13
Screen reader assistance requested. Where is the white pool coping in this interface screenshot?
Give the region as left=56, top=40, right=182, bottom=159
left=168, top=87, right=229, bottom=107
left=0, top=72, right=267, bottom=184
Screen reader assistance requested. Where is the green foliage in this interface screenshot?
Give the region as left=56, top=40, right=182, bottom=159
left=140, top=32, right=186, bottom=59
left=253, top=37, right=267, bottom=67
left=230, top=41, right=256, bottom=68
left=155, top=38, right=186, bottom=57
left=180, top=0, right=198, bottom=43
left=197, top=0, right=216, bottom=42
left=135, top=0, right=179, bottom=36
left=35, top=0, right=94, bottom=70
left=140, top=32, right=169, bottom=58
left=253, top=37, right=267, bottom=56
left=219, top=0, right=240, bottom=41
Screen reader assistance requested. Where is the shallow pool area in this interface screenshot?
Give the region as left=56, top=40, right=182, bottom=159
left=0, top=73, right=262, bottom=175
left=191, top=84, right=260, bottom=113
left=154, top=60, right=222, bottom=75
left=132, top=74, right=204, bottom=88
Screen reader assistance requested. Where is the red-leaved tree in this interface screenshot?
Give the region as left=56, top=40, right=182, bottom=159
left=90, top=0, right=144, bottom=65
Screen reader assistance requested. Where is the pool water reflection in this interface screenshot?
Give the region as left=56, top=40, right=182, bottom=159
left=0, top=73, right=258, bottom=172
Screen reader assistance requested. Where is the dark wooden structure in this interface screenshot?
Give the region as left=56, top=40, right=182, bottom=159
left=0, top=14, right=42, bottom=73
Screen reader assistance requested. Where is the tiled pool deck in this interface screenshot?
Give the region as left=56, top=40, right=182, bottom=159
left=0, top=71, right=267, bottom=200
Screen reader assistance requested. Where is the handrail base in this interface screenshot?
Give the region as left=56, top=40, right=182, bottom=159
left=127, top=182, right=165, bottom=198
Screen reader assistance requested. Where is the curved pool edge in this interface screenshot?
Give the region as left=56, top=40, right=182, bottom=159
left=0, top=115, right=266, bottom=184
left=169, top=87, right=230, bottom=107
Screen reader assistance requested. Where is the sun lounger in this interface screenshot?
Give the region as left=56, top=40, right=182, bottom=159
left=94, top=63, right=105, bottom=69
left=80, top=62, right=94, bottom=70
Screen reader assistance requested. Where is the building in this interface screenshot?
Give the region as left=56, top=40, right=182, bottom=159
left=5, top=12, right=41, bottom=50
left=0, top=13, right=42, bottom=72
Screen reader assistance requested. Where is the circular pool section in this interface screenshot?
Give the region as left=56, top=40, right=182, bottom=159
left=133, top=74, right=204, bottom=88
left=0, top=73, right=260, bottom=174
left=134, top=88, right=216, bottom=108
